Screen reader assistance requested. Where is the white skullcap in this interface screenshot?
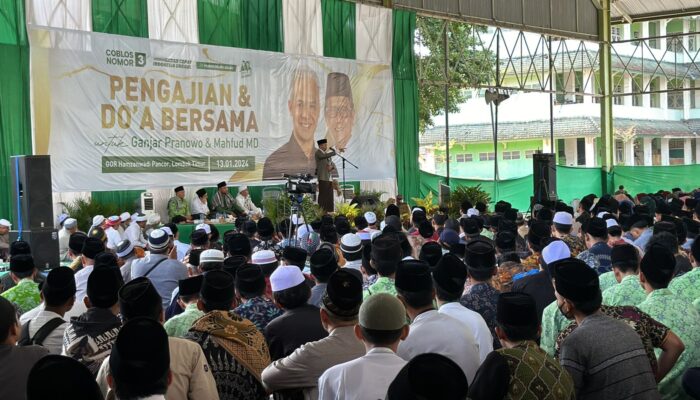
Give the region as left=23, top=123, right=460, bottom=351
left=116, top=240, right=134, bottom=258
left=0, top=219, right=11, bottom=228
left=147, top=214, right=161, bottom=226
left=596, top=211, right=609, bottom=219
left=195, top=223, right=211, bottom=235
left=252, top=250, right=277, bottom=265
left=467, top=208, right=479, bottom=217
left=200, top=249, right=225, bottom=264
left=340, top=233, right=363, bottom=253
left=553, top=211, right=573, bottom=226
left=57, top=213, right=69, bottom=225
left=160, top=226, right=173, bottom=236
left=134, top=213, right=147, bottom=222
left=606, top=219, right=619, bottom=228
left=120, top=212, right=131, bottom=221
left=270, top=265, right=306, bottom=292
left=92, top=215, right=105, bottom=226
left=63, top=218, right=78, bottom=229
left=364, top=212, right=377, bottom=224
left=239, top=185, right=248, bottom=192
left=542, top=240, right=571, bottom=265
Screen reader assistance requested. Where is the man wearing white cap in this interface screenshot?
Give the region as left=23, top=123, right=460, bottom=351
left=340, top=234, right=363, bottom=272
left=360, top=212, right=380, bottom=238
left=551, top=211, right=585, bottom=257
left=0, top=219, right=10, bottom=260
left=236, top=186, right=261, bottom=218
left=115, top=239, right=137, bottom=282
left=124, top=213, right=148, bottom=248
left=513, top=239, right=570, bottom=319
left=104, top=216, right=123, bottom=250
left=88, top=215, right=105, bottom=233
left=58, top=218, right=78, bottom=261
left=118, top=212, right=131, bottom=238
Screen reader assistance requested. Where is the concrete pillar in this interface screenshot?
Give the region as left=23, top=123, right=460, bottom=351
left=565, top=138, right=577, bottom=166
left=585, top=137, right=596, bottom=167
left=566, top=71, right=576, bottom=103
left=659, top=20, right=667, bottom=51
left=685, top=80, right=692, bottom=118
left=623, top=24, right=631, bottom=41
left=685, top=139, right=693, bottom=165
left=643, top=138, right=653, bottom=165
left=684, top=19, right=691, bottom=60
left=624, top=139, right=635, bottom=166
left=661, top=138, right=670, bottom=166
left=623, top=74, right=633, bottom=106
left=641, top=22, right=649, bottom=41
left=642, top=76, right=651, bottom=108
left=660, top=77, right=668, bottom=109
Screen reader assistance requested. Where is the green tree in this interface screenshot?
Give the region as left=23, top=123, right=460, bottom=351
left=415, top=17, right=494, bottom=133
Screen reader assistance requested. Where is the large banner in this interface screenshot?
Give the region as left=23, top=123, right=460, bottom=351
left=29, top=27, right=395, bottom=192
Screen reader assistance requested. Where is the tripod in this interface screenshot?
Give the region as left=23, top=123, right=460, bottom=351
left=286, top=193, right=311, bottom=248
left=333, top=150, right=358, bottom=199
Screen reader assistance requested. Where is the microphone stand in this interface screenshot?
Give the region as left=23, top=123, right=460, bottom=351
left=332, top=149, right=358, bottom=200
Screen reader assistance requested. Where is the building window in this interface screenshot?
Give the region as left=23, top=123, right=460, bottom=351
left=668, top=91, right=684, bottom=109
left=615, top=140, right=624, bottom=165
left=456, top=154, right=473, bottom=163
left=614, top=80, right=624, bottom=105
left=479, top=152, right=495, bottom=161
left=503, top=151, right=521, bottom=160
left=525, top=150, right=536, bottom=159
left=669, top=139, right=685, bottom=165
left=611, top=26, right=622, bottom=42
left=577, top=138, right=586, bottom=166
left=435, top=156, right=445, bottom=164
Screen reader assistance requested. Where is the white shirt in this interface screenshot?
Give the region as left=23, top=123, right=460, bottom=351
left=74, top=264, right=94, bottom=300
left=58, top=228, right=70, bottom=260
left=438, top=302, right=494, bottom=362
left=191, top=197, right=210, bottom=218
left=343, top=259, right=362, bottom=271
left=318, top=347, right=406, bottom=400
left=236, top=194, right=261, bottom=216
left=397, top=310, right=480, bottom=384
left=174, top=240, right=190, bottom=262
left=105, top=227, right=122, bottom=250
left=21, top=301, right=86, bottom=325
left=125, top=223, right=147, bottom=248
left=28, top=310, right=68, bottom=355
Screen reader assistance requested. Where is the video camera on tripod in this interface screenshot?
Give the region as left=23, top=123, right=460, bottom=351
left=283, top=173, right=316, bottom=195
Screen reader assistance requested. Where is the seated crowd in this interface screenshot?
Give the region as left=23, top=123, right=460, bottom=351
left=2, top=186, right=700, bottom=399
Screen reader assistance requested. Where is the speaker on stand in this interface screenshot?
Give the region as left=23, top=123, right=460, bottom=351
left=532, top=153, right=557, bottom=206
left=10, top=155, right=59, bottom=269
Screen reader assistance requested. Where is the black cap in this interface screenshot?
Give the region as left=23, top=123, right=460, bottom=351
left=282, top=246, right=308, bottom=268
left=504, top=208, right=518, bottom=222
left=317, top=138, right=328, bottom=145
left=27, top=355, right=103, bottom=400
left=495, top=231, right=516, bottom=250
left=201, top=270, right=235, bottom=305
left=611, top=244, right=638, bottom=269
left=10, top=254, right=34, bottom=273
left=322, top=269, right=363, bottom=318
left=118, top=277, right=162, bottom=319
left=110, top=318, right=170, bottom=388
left=418, top=220, right=434, bottom=239
left=419, top=242, right=443, bottom=268
left=94, top=252, right=118, bottom=269
left=42, top=267, right=76, bottom=305
left=395, top=260, right=432, bottom=292
left=82, top=237, right=105, bottom=259
left=178, top=275, right=204, bottom=297
left=552, top=258, right=599, bottom=302
left=191, top=229, right=209, bottom=246
left=432, top=254, right=467, bottom=294
left=226, top=233, right=251, bottom=256
left=174, top=186, right=184, bottom=193
left=88, top=227, right=107, bottom=243
left=527, top=220, right=551, bottom=248
left=460, top=217, right=480, bottom=235
left=257, top=217, right=275, bottom=239
left=223, top=255, right=247, bottom=277
left=217, top=181, right=227, bottom=189
left=585, top=217, right=608, bottom=238
left=497, top=292, right=538, bottom=326
left=640, top=244, right=676, bottom=285
left=10, top=240, right=31, bottom=256
left=243, top=220, right=257, bottom=236
left=387, top=353, right=468, bottom=400
left=656, top=199, right=671, bottom=215
left=235, top=264, right=266, bottom=295
left=87, top=266, right=121, bottom=308
left=196, top=188, right=207, bottom=198
left=310, top=248, right=339, bottom=280
left=653, top=221, right=677, bottom=236
left=385, top=204, right=400, bottom=218
left=371, top=238, right=402, bottom=264
left=464, top=239, right=496, bottom=270
left=68, top=232, right=87, bottom=254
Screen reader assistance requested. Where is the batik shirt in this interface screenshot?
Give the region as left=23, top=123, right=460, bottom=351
left=469, top=341, right=575, bottom=400
left=234, top=296, right=283, bottom=332
left=363, top=276, right=396, bottom=299
left=1, top=279, right=40, bottom=314
left=602, top=275, right=647, bottom=306
left=577, top=242, right=612, bottom=275
left=540, top=300, right=572, bottom=357
left=554, top=305, right=669, bottom=375
left=460, top=282, right=501, bottom=349
left=362, top=274, right=378, bottom=291
left=163, top=303, right=205, bottom=338
left=167, top=196, right=190, bottom=219
left=638, top=288, right=700, bottom=400
left=253, top=240, right=283, bottom=260
left=598, top=271, right=618, bottom=292
left=669, top=267, right=700, bottom=306
left=521, top=253, right=541, bottom=271
left=560, top=235, right=586, bottom=258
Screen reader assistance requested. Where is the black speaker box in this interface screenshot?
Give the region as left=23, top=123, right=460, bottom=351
left=9, top=229, right=60, bottom=270
left=10, top=155, right=54, bottom=230
left=533, top=153, right=557, bottom=203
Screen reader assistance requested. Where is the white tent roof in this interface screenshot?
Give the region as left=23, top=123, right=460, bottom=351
left=611, top=0, right=700, bottom=22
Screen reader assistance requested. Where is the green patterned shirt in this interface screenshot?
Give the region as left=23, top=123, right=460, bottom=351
left=167, top=196, right=190, bottom=219
left=669, top=267, right=700, bottom=305
left=363, top=276, right=397, bottom=299
left=598, top=271, right=618, bottom=292
left=602, top=275, right=646, bottom=307
left=638, top=288, right=700, bottom=400
left=164, top=303, right=205, bottom=338
left=1, top=278, right=40, bottom=314
left=469, top=341, right=575, bottom=400
left=540, top=300, right=572, bottom=358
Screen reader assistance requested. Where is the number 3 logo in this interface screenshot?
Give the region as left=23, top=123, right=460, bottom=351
left=135, top=52, right=146, bottom=67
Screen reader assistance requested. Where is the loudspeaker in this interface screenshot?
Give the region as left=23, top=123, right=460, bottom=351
left=533, top=153, right=557, bottom=203
left=9, top=229, right=60, bottom=270
left=350, top=195, right=378, bottom=207
left=10, top=155, right=54, bottom=230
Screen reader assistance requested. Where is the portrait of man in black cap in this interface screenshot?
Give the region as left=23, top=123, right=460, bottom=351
left=263, top=68, right=321, bottom=180
left=323, top=72, right=355, bottom=151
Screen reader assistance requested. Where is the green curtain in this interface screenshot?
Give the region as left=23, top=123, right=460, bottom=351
left=91, top=190, right=145, bottom=211
left=556, top=166, right=603, bottom=203
left=612, top=165, right=700, bottom=195
left=392, top=10, right=421, bottom=200
left=322, top=0, right=355, bottom=59
left=197, top=0, right=283, bottom=51
left=92, top=0, right=148, bottom=37
left=0, top=0, right=32, bottom=221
